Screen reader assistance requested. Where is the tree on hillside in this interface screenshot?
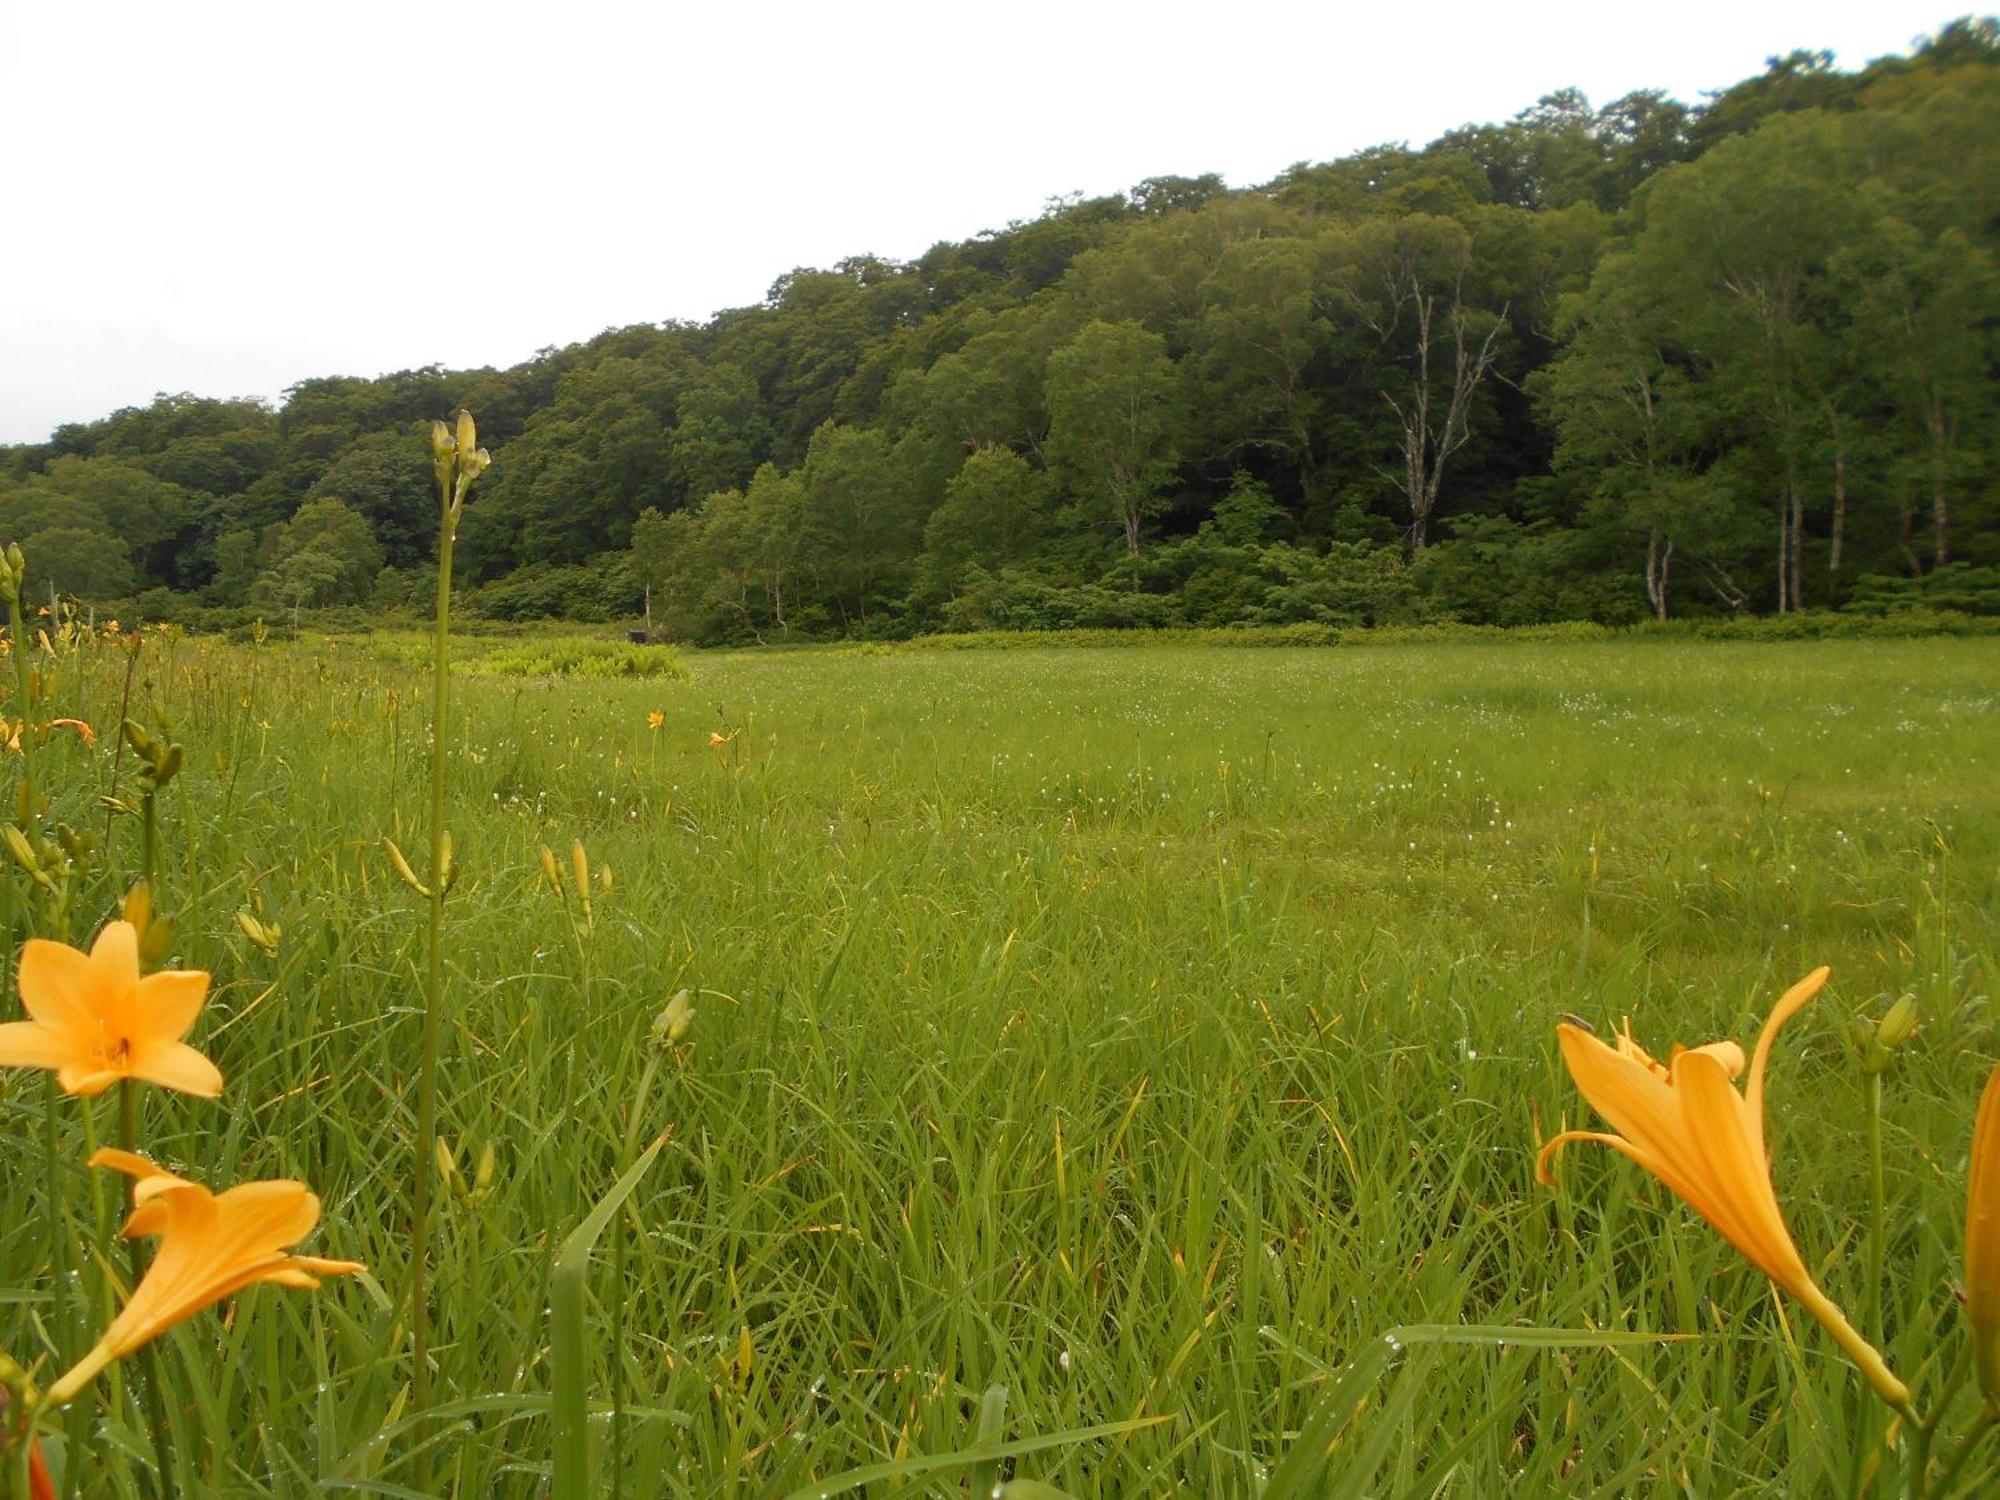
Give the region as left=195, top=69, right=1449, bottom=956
left=1542, top=259, right=1753, bottom=618
left=20, top=526, right=135, bottom=601
left=797, top=424, right=918, bottom=623
left=1045, top=319, right=1185, bottom=559
left=669, top=365, right=771, bottom=502
left=251, top=498, right=382, bottom=614
left=304, top=429, right=435, bottom=567
left=917, top=448, right=1058, bottom=600
left=1330, top=215, right=1509, bottom=554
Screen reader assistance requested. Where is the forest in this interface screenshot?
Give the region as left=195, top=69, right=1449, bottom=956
left=2, top=19, right=1996, bottom=640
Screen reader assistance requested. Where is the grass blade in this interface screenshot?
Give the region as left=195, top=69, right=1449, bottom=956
left=551, top=1133, right=668, bottom=1500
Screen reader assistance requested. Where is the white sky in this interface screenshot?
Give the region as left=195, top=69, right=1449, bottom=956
left=0, top=0, right=1960, bottom=445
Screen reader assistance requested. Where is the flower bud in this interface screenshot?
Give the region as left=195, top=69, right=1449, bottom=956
left=383, top=836, right=431, bottom=898
left=1877, top=994, right=1918, bottom=1051
left=432, top=419, right=457, bottom=493
left=653, top=988, right=695, bottom=1046
left=570, top=840, right=591, bottom=922
left=436, top=1136, right=460, bottom=1190
left=236, top=908, right=282, bottom=955
left=122, top=880, right=154, bottom=934
left=138, top=913, right=177, bottom=968
left=2, top=823, right=38, bottom=874
left=1859, top=994, right=1919, bottom=1075
left=474, top=1140, right=497, bottom=1195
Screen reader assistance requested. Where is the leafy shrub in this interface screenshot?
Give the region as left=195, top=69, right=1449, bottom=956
left=938, top=569, right=1182, bottom=631
left=461, top=637, right=692, bottom=680
left=464, top=557, right=640, bottom=622
left=1415, top=517, right=1644, bottom=626
left=1845, top=563, right=2000, bottom=616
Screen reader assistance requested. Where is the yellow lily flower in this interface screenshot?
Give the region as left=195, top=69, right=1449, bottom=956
left=0, top=921, right=221, bottom=1097
left=1539, top=967, right=1909, bottom=1409
left=44, top=1150, right=364, bottom=1407
left=1966, top=1063, right=2000, bottom=1399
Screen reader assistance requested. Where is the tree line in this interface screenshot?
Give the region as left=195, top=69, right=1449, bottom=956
left=3, top=19, right=1996, bottom=638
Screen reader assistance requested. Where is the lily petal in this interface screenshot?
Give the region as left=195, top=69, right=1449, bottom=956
left=1745, top=967, right=1828, bottom=1162
left=136, top=968, right=210, bottom=1041
left=0, top=1019, right=82, bottom=1070
left=127, top=1041, right=223, bottom=1099
left=89, top=920, right=142, bottom=986
left=17, top=939, right=101, bottom=1033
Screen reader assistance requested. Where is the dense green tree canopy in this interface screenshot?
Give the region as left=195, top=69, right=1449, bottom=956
left=4, top=20, right=1996, bottom=636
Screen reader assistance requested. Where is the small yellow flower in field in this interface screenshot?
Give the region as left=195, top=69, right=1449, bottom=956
left=0, top=922, right=221, bottom=1097
left=47, top=717, right=94, bottom=748
left=42, top=1149, right=364, bottom=1407
left=648, top=711, right=664, bottom=730
left=707, top=728, right=740, bottom=749
left=1965, top=1063, right=2000, bottom=1399
left=1540, top=967, right=1910, bottom=1409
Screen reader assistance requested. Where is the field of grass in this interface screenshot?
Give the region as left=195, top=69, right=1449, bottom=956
left=3, top=629, right=1996, bottom=1496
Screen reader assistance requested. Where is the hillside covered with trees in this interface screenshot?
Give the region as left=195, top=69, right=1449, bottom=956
left=4, top=19, right=1997, bottom=638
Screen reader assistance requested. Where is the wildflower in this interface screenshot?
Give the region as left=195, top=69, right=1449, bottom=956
left=708, top=729, right=740, bottom=748
left=0, top=921, right=221, bottom=1097
left=648, top=711, right=664, bottom=730
left=1966, top=1063, right=2000, bottom=1400
left=47, top=718, right=94, bottom=748
left=1539, top=967, right=1910, bottom=1409
left=43, top=1150, right=363, bottom=1407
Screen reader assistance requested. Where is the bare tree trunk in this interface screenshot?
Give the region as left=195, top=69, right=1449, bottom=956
left=1368, top=258, right=1504, bottom=564
left=1706, top=563, right=1750, bottom=612
left=1929, top=395, right=1951, bottom=568
left=1828, top=447, right=1846, bottom=575
left=1787, top=472, right=1805, bottom=611
left=1644, top=527, right=1672, bottom=621
left=1896, top=488, right=1924, bottom=578
left=1784, top=508, right=1800, bottom=620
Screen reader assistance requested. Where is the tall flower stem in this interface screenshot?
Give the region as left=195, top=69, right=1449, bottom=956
left=1867, top=1071, right=1886, bottom=1345
left=408, top=411, right=486, bottom=1483
left=410, top=467, right=456, bottom=1467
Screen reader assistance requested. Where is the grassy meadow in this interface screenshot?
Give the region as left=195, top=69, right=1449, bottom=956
left=3, top=627, right=1997, bottom=1496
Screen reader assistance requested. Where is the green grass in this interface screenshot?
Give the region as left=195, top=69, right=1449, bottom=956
left=2, top=631, right=1996, bottom=1496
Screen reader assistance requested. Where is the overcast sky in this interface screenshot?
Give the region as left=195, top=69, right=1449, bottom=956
left=0, top=0, right=1961, bottom=444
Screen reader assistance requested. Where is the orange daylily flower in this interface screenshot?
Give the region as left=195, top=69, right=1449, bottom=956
left=43, top=1150, right=364, bottom=1407
left=0, top=921, right=221, bottom=1097
left=1539, top=967, right=1910, bottom=1409
left=47, top=718, right=95, bottom=748
left=1966, top=1063, right=2000, bottom=1399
